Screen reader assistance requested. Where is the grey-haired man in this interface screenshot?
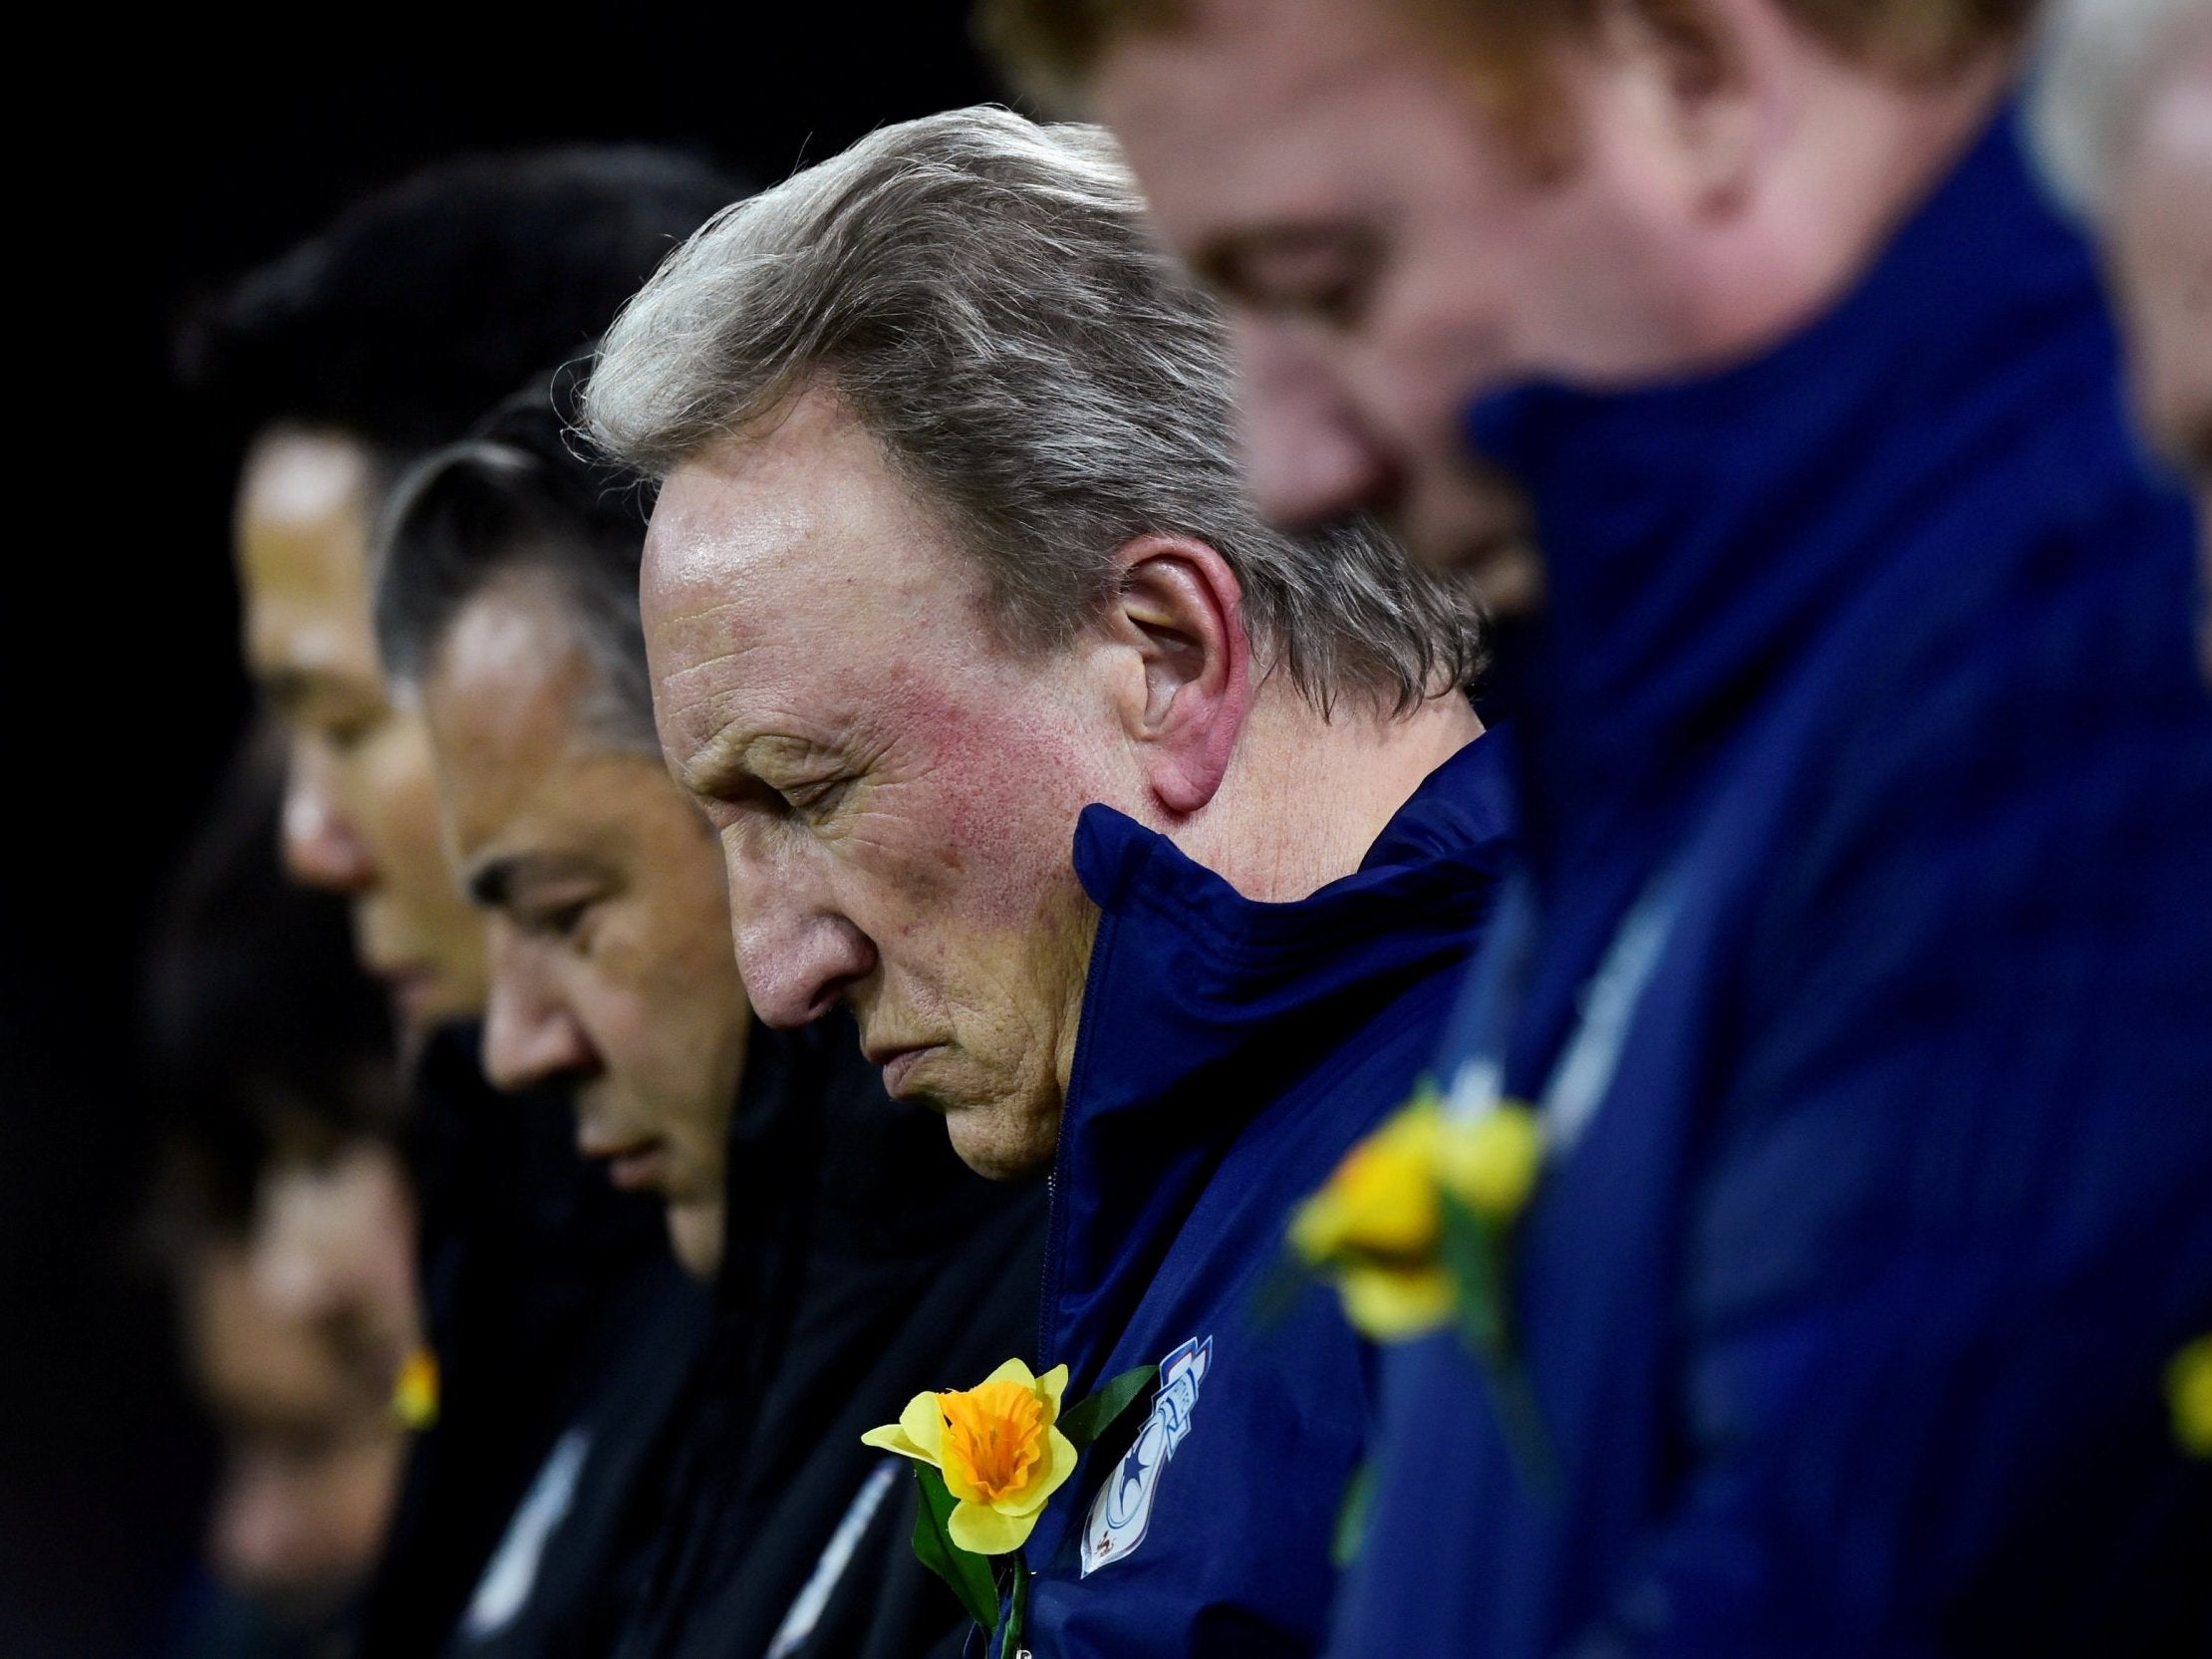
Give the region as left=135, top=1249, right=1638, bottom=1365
left=586, top=108, right=1514, bottom=1658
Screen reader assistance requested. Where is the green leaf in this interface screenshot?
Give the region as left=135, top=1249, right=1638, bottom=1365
left=1436, top=1192, right=1559, bottom=1502
left=1437, top=1191, right=1508, bottom=1358
left=1058, top=1363, right=1159, bottom=1451
left=909, top=1464, right=1002, bottom=1631
left=1486, top=1357, right=1562, bottom=1504
left=1330, top=1459, right=1375, bottom=1569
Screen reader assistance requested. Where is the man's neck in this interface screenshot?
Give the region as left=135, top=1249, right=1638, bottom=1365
left=1179, top=687, right=1485, bottom=903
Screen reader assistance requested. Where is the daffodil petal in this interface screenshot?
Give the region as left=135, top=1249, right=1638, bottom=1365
left=1288, top=1188, right=1351, bottom=1263
left=1035, top=1363, right=1070, bottom=1419
left=2170, top=1334, right=2212, bottom=1459
left=950, top=1496, right=1036, bottom=1556
left=1440, top=1106, right=1545, bottom=1221
left=978, top=1355, right=1038, bottom=1392
left=859, top=1422, right=932, bottom=1462
left=895, top=1390, right=946, bottom=1463
left=1339, top=1263, right=1456, bottom=1341
left=998, top=1426, right=1078, bottom=1519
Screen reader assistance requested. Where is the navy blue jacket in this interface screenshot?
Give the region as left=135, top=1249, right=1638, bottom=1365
left=1012, top=736, right=1513, bottom=1657
left=1333, top=108, right=2212, bottom=1659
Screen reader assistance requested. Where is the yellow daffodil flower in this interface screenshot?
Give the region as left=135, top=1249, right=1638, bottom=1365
left=864, top=1357, right=1079, bottom=1554
left=1439, top=1103, right=1545, bottom=1223
left=392, top=1345, right=439, bottom=1431
left=2169, top=1333, right=2212, bottom=1460
left=1291, top=1097, right=1457, bottom=1338
left=1291, top=1090, right=1546, bottom=1341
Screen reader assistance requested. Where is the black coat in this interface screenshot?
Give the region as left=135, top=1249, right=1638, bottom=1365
left=613, top=1011, right=1048, bottom=1659
left=357, top=1026, right=706, bottom=1659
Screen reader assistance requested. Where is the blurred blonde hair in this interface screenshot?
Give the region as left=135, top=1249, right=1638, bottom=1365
left=978, top=0, right=2036, bottom=127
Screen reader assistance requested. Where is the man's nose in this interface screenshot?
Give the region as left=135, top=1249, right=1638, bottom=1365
left=1236, top=324, right=1399, bottom=531
left=481, top=934, right=595, bottom=1091
left=279, top=744, right=375, bottom=894
left=730, top=886, right=876, bottom=1029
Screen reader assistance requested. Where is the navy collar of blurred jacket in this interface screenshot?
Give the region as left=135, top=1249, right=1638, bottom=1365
left=1463, top=101, right=2138, bottom=890
left=1455, top=103, right=2161, bottom=1086
left=1042, top=731, right=1511, bottom=1385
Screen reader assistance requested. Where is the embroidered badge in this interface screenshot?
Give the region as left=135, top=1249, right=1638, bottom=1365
left=1080, top=1334, right=1212, bottom=1575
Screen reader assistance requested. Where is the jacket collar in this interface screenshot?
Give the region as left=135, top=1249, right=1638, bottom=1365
left=1463, top=103, right=2126, bottom=890
left=1041, top=734, right=1511, bottom=1378
left=1064, top=732, right=1513, bottom=1139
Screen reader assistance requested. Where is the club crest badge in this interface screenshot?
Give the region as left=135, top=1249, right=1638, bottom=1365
left=1080, top=1334, right=1212, bottom=1575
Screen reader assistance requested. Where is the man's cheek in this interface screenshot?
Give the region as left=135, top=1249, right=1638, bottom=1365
left=855, top=772, right=1066, bottom=933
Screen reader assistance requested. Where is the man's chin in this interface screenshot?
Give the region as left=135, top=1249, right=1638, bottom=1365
left=941, top=1101, right=1059, bottom=1183
left=668, top=1200, right=726, bottom=1282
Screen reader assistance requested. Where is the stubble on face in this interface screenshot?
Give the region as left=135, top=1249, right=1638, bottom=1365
left=642, top=389, right=1120, bottom=1180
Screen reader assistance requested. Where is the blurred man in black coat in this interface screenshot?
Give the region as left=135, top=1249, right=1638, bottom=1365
left=377, top=390, right=1047, bottom=1659
left=181, top=149, right=742, bottom=1656
left=145, top=732, right=416, bottom=1659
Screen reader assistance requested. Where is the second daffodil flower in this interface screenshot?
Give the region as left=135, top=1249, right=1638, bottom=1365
left=1290, top=1086, right=1546, bottom=1342
left=1289, top=1098, right=1459, bottom=1337
left=863, top=1357, right=1079, bottom=1554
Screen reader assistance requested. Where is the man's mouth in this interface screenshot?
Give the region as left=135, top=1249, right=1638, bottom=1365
left=372, top=965, right=441, bottom=1025
left=866, top=1043, right=940, bottom=1100
left=580, top=1135, right=670, bottom=1194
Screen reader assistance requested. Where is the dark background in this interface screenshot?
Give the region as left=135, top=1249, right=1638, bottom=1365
left=2, top=14, right=1004, bottom=1652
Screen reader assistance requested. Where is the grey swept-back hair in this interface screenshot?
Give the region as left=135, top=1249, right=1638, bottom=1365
left=583, top=106, right=1484, bottom=714
left=2031, top=0, right=2212, bottom=219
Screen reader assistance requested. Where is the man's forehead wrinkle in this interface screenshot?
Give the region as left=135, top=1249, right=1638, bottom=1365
left=657, top=626, right=848, bottom=761
left=674, top=692, right=862, bottom=799
left=651, top=586, right=973, bottom=792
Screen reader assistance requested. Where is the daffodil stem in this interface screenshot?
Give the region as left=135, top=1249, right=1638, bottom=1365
left=1000, top=1547, right=1030, bottom=1657
left=1483, top=1351, right=1560, bottom=1502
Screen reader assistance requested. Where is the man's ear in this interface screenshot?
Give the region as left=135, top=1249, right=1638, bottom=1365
left=1599, top=0, right=1779, bottom=214
left=1101, top=532, right=1252, bottom=817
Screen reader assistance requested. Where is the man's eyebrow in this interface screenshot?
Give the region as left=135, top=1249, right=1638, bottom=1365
left=1195, top=220, right=1368, bottom=290
left=466, top=850, right=602, bottom=911
left=678, top=725, right=759, bottom=799
left=681, top=727, right=825, bottom=798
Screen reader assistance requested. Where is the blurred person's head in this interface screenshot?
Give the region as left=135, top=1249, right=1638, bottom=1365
left=181, top=1241, right=410, bottom=1635
left=2034, top=0, right=2212, bottom=677
left=977, top=0, right=2030, bottom=577
left=586, top=110, right=1485, bottom=1179
left=145, top=732, right=417, bottom=1631
left=377, top=391, right=745, bottom=1278
left=183, top=148, right=739, bottom=1047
